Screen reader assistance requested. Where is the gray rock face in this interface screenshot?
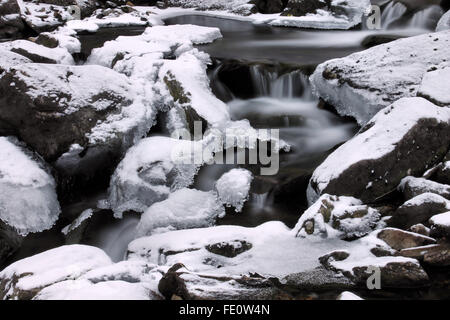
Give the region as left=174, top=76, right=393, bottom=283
left=310, top=31, right=450, bottom=125
left=308, top=98, right=450, bottom=205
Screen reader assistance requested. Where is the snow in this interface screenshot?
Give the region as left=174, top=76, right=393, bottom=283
left=418, top=67, right=450, bottom=106
left=107, top=136, right=202, bottom=217
left=61, top=209, right=94, bottom=236
left=429, top=211, right=450, bottom=227
left=128, top=221, right=355, bottom=278
left=337, top=291, right=363, bottom=300
left=0, top=48, right=31, bottom=72
left=44, top=27, right=82, bottom=54
left=215, top=168, right=253, bottom=212
left=142, top=24, right=222, bottom=45
left=136, top=188, right=225, bottom=237
left=436, top=10, right=450, bottom=31
left=33, top=279, right=152, bottom=300
left=19, top=2, right=73, bottom=31
left=310, top=30, right=450, bottom=125
left=0, top=245, right=112, bottom=298
left=308, top=98, right=450, bottom=203
left=293, top=194, right=381, bottom=239
left=66, top=19, right=99, bottom=33
left=0, top=39, right=75, bottom=65
left=0, top=137, right=60, bottom=236
left=402, top=192, right=450, bottom=208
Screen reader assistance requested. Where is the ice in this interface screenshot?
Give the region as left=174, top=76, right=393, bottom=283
left=0, top=39, right=75, bottom=65
left=136, top=188, right=225, bottom=237
left=128, top=221, right=355, bottom=278
left=418, top=67, right=450, bottom=106
left=215, top=168, right=253, bottom=213
left=0, top=137, right=60, bottom=236
left=0, top=245, right=112, bottom=298
left=107, top=136, right=202, bottom=217
left=61, top=209, right=94, bottom=236
left=310, top=30, right=450, bottom=125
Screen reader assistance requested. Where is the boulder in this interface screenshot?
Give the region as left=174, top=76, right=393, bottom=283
left=251, top=0, right=287, bottom=14
left=417, top=67, right=450, bottom=107
left=293, top=194, right=381, bottom=240
left=423, top=242, right=450, bottom=266
left=0, top=39, right=75, bottom=64
left=377, top=228, right=436, bottom=251
left=398, top=176, right=450, bottom=200
left=0, top=0, right=24, bottom=39
left=425, top=161, right=450, bottom=185
left=308, top=98, right=450, bottom=204
left=0, top=63, right=156, bottom=200
left=0, top=137, right=60, bottom=238
left=107, top=137, right=201, bottom=217
left=436, top=9, right=450, bottom=31
left=310, top=31, right=450, bottom=125
left=0, top=245, right=112, bottom=300
left=429, top=211, right=450, bottom=237
left=135, top=188, right=225, bottom=237
left=390, top=193, right=450, bottom=229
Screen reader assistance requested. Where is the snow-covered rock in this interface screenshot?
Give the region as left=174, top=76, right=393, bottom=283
left=436, top=9, right=450, bottom=31
left=377, top=227, right=436, bottom=251
left=0, top=245, right=112, bottom=300
left=215, top=168, right=253, bottom=212
left=319, top=232, right=430, bottom=288
left=293, top=194, right=381, bottom=240
left=164, top=0, right=256, bottom=15
left=0, top=137, right=60, bottom=236
left=0, top=39, right=75, bottom=64
left=336, top=291, right=363, bottom=300
left=417, top=67, right=450, bottom=107
left=390, top=193, right=450, bottom=229
left=107, top=136, right=201, bottom=217
left=398, top=176, right=450, bottom=200
left=308, top=98, right=450, bottom=204
left=425, top=160, right=450, bottom=185
left=0, top=48, right=31, bottom=74
left=310, top=30, right=450, bottom=125
left=128, top=221, right=355, bottom=278
left=34, top=27, right=81, bottom=54
left=429, top=211, right=450, bottom=237
left=20, top=2, right=75, bottom=32
left=136, top=188, right=225, bottom=236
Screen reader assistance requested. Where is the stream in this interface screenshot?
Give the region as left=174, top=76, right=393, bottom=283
left=1, top=1, right=445, bottom=266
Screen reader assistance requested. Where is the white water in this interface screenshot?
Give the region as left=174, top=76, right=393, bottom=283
left=381, top=1, right=408, bottom=29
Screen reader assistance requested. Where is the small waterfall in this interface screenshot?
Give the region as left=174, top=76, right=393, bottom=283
left=251, top=193, right=269, bottom=210
left=380, top=1, right=407, bottom=29
left=249, top=66, right=314, bottom=100
left=408, top=5, right=444, bottom=30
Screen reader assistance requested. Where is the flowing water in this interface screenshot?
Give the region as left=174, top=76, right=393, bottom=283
left=2, top=2, right=445, bottom=266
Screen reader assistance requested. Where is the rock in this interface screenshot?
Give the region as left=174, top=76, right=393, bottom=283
left=409, top=223, right=431, bottom=236
left=398, top=243, right=443, bottom=260
left=361, top=34, right=406, bottom=48
left=0, top=0, right=24, bottom=39
left=0, top=39, right=75, bottom=64
left=429, top=211, right=450, bottom=237
left=107, top=137, right=201, bottom=217
left=158, top=264, right=283, bottom=300
left=251, top=0, right=287, bottom=14
left=377, top=228, right=436, bottom=251
left=417, top=67, right=450, bottom=107
left=281, top=0, right=327, bottom=17
left=423, top=242, right=450, bottom=266
left=0, top=220, right=23, bottom=263
left=310, top=31, right=450, bottom=125
left=293, top=194, right=381, bottom=240
left=308, top=98, right=450, bottom=204
left=135, top=188, right=225, bottom=237
left=33, top=27, right=81, bottom=54
left=0, top=48, right=32, bottom=75
left=0, top=245, right=112, bottom=300
left=398, top=176, right=450, bottom=200
left=205, top=240, right=253, bottom=258
left=215, top=168, right=253, bottom=213
left=0, top=63, right=155, bottom=200
left=0, top=137, right=60, bottom=237
left=20, top=1, right=75, bottom=33
left=436, top=9, right=450, bottom=31
left=390, top=193, right=450, bottom=229
left=425, top=161, right=450, bottom=185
